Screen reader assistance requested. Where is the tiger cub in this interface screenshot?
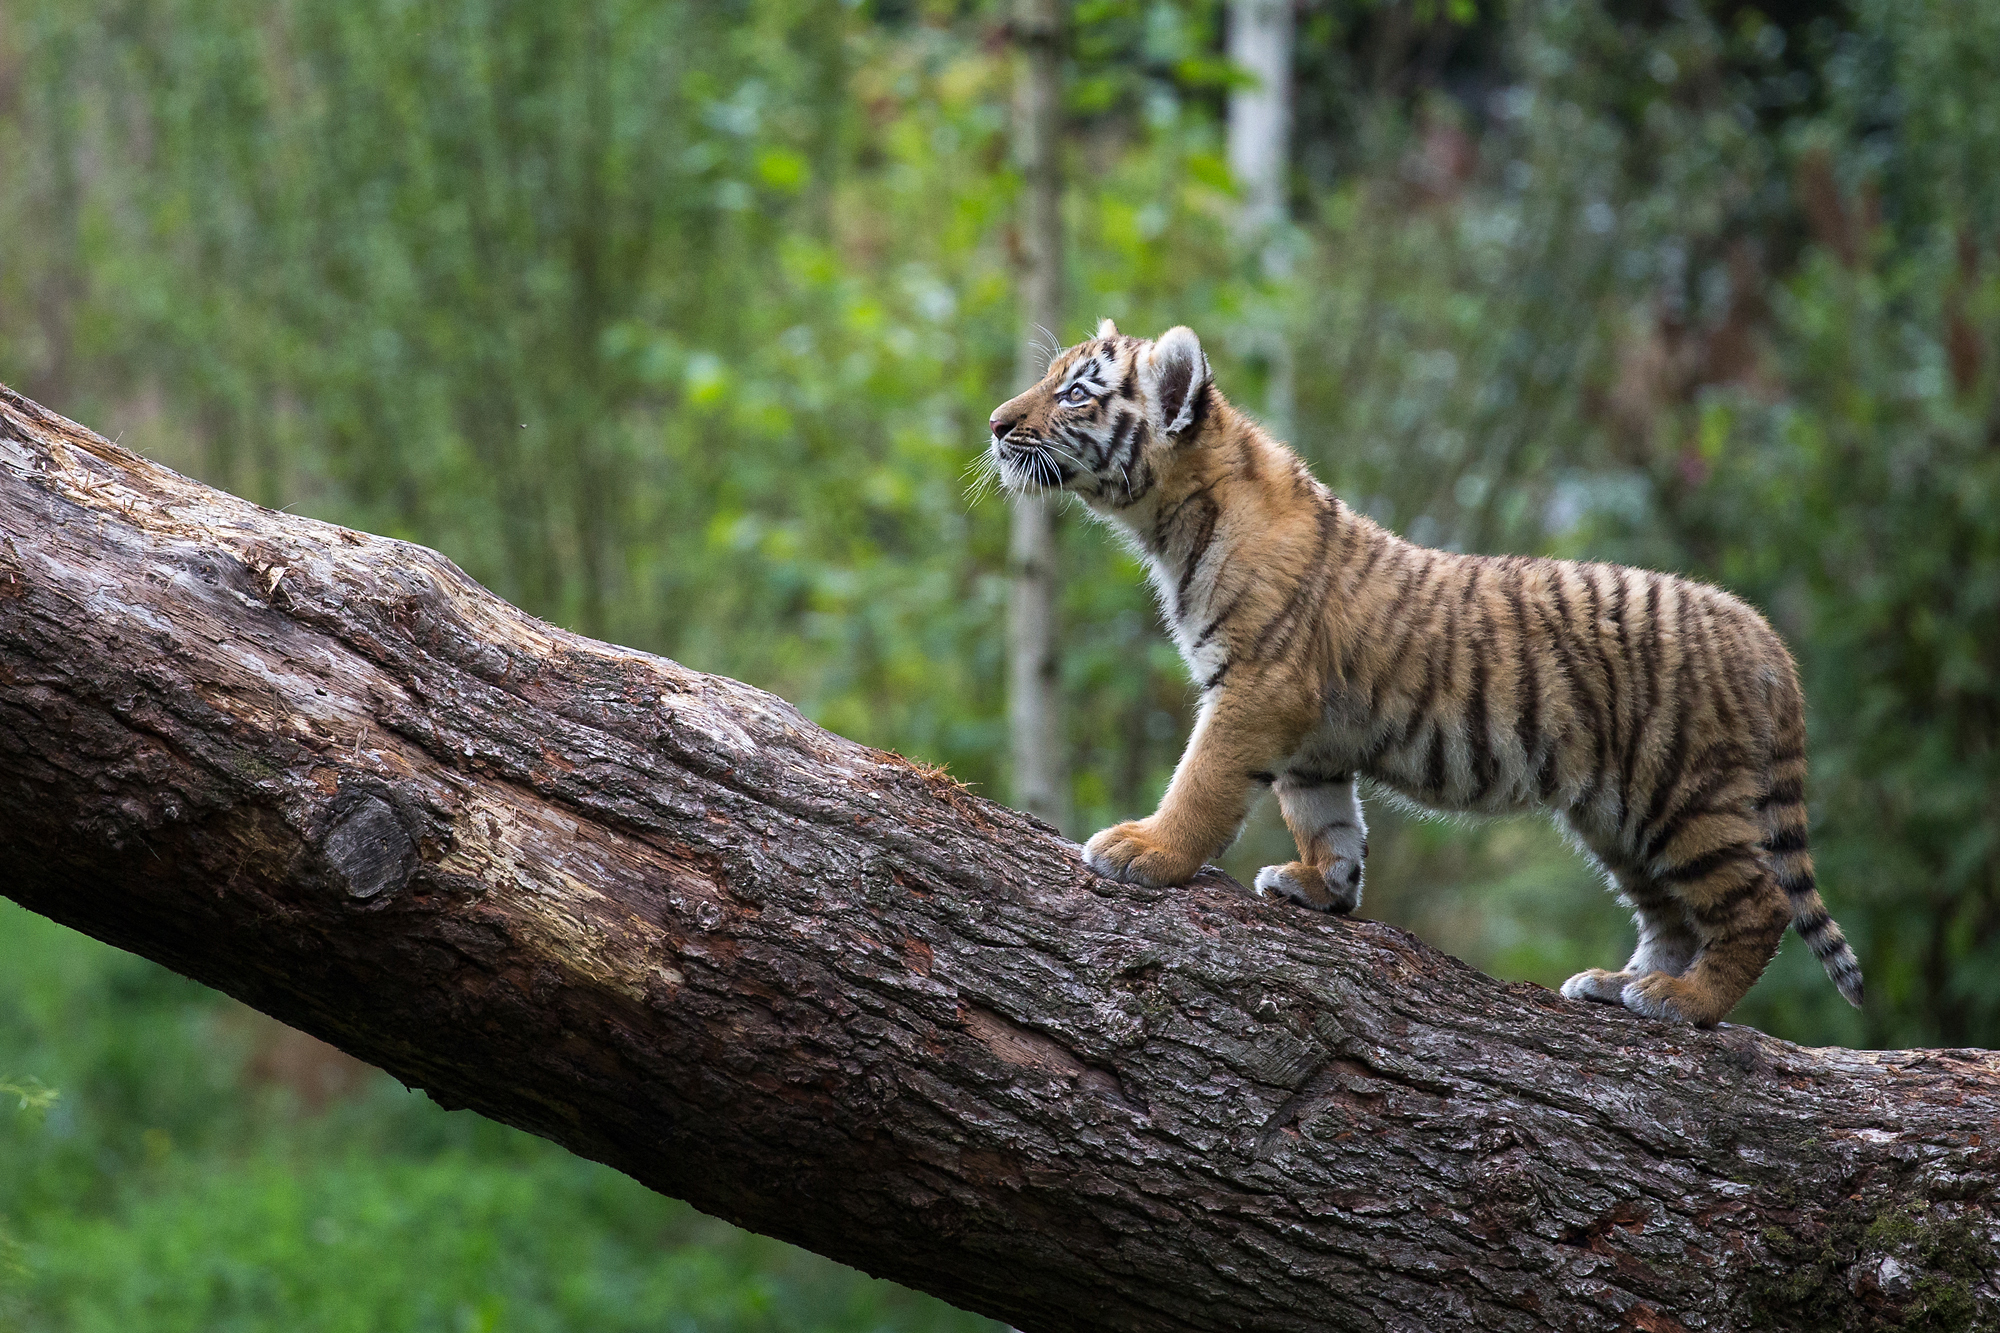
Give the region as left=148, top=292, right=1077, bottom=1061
left=985, top=320, right=1863, bottom=1026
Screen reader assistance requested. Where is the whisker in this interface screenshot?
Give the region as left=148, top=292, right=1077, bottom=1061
left=962, top=450, right=1005, bottom=505
left=1031, top=325, right=1062, bottom=371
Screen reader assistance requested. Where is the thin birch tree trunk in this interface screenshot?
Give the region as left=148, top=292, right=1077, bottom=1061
left=1008, top=0, right=1069, bottom=833
left=1228, top=0, right=1296, bottom=439
left=1228, top=0, right=1293, bottom=240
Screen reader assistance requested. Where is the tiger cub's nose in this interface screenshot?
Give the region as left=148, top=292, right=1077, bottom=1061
left=990, top=408, right=1023, bottom=440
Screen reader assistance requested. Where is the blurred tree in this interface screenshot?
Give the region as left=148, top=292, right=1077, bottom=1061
left=1227, top=0, right=1297, bottom=435
left=1008, top=0, right=1072, bottom=833
left=1227, top=0, right=1291, bottom=239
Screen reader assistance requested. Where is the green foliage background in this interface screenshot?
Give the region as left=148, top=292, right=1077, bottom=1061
left=1, top=0, right=1996, bottom=1325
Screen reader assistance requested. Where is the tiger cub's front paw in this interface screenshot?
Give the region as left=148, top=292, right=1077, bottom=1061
left=1254, top=859, right=1362, bottom=914
left=1083, top=820, right=1205, bottom=888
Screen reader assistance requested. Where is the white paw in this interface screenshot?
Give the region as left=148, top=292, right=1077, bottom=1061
left=1252, top=865, right=1293, bottom=898
left=1560, top=969, right=1632, bottom=1005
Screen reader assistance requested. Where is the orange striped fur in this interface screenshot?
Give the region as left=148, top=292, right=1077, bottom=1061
left=986, top=322, right=1862, bottom=1026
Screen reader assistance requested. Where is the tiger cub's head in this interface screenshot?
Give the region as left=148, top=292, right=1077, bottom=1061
left=985, top=320, right=1212, bottom=510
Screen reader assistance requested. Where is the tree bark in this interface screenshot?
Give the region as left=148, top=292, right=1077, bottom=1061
left=1, top=381, right=1997, bottom=1333
left=1007, top=0, right=1069, bottom=833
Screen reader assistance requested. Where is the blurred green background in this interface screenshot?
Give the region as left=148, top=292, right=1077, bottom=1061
left=2, top=0, right=1996, bottom=1327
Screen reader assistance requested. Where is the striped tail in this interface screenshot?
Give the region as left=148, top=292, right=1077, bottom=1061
left=1762, top=694, right=1863, bottom=1008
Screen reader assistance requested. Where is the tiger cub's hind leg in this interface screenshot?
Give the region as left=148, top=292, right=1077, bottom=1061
left=1255, top=771, right=1367, bottom=914
left=1561, top=873, right=1700, bottom=1007
left=1621, top=853, right=1790, bottom=1026
left=1563, top=802, right=1791, bottom=1025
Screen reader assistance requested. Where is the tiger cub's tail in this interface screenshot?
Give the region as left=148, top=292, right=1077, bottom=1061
left=1763, top=695, right=1864, bottom=1008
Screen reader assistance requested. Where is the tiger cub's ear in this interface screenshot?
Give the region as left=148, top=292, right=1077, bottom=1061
left=1097, top=317, right=1120, bottom=339
left=1144, top=326, right=1212, bottom=439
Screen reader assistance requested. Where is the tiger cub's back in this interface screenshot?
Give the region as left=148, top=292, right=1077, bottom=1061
left=1325, top=533, right=1862, bottom=1015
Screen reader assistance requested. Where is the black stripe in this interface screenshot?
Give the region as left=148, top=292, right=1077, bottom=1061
left=1337, top=538, right=1394, bottom=679
left=1424, top=725, right=1448, bottom=796
left=1541, top=575, right=1608, bottom=782
left=1637, top=746, right=1742, bottom=865
left=1162, top=485, right=1217, bottom=548
left=1348, top=530, right=1387, bottom=590
left=1764, top=826, right=1809, bottom=856
left=1659, top=843, right=1759, bottom=885
left=1114, top=427, right=1144, bottom=491
left=1184, top=383, right=1214, bottom=434
left=1536, top=740, right=1560, bottom=797
left=1449, top=568, right=1491, bottom=799
left=1760, top=778, right=1804, bottom=809
left=1236, top=437, right=1262, bottom=482
left=1635, top=574, right=1661, bottom=704
left=1248, top=770, right=1276, bottom=785
left=1466, top=618, right=1495, bottom=804
left=1618, top=575, right=1664, bottom=830
left=1606, top=567, right=1630, bottom=665
left=1582, top=568, right=1624, bottom=777
left=1615, top=579, right=1652, bottom=828
left=1633, top=617, right=1697, bottom=839
left=1171, top=496, right=1219, bottom=621
left=1368, top=553, right=1445, bottom=710
left=1398, top=561, right=1461, bottom=745
left=1201, top=660, right=1231, bottom=694
left=1248, top=500, right=1339, bottom=662
left=1331, top=498, right=1359, bottom=562
left=1108, top=410, right=1136, bottom=467
left=1640, top=716, right=1704, bottom=852
left=1402, top=632, right=1448, bottom=750
left=1686, top=598, right=1743, bottom=734
left=1192, top=589, right=1248, bottom=651
left=1690, top=876, right=1767, bottom=925
left=1507, top=578, right=1543, bottom=778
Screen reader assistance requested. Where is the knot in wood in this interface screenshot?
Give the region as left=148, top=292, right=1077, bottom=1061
left=323, top=795, right=416, bottom=901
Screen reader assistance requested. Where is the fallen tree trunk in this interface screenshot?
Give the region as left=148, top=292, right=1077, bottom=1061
left=0, top=383, right=1995, bottom=1333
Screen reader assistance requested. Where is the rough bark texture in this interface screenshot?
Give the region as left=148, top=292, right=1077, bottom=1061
left=1, top=382, right=1997, bottom=1333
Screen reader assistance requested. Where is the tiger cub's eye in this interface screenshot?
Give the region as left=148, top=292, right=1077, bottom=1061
left=1062, top=384, right=1091, bottom=405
